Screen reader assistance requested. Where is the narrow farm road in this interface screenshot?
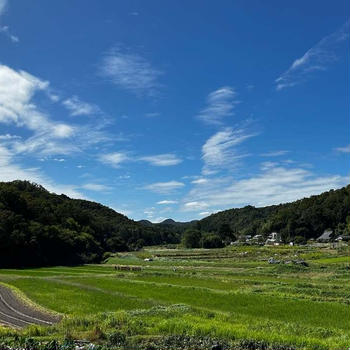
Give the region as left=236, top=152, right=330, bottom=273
left=0, top=285, right=60, bottom=328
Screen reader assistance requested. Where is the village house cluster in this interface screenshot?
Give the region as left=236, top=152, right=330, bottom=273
left=234, top=230, right=349, bottom=246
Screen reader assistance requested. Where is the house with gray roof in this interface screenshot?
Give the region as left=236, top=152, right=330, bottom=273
left=317, top=230, right=333, bottom=242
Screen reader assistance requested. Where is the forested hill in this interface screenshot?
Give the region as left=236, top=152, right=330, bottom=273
left=198, top=185, right=350, bottom=242
left=1, top=180, right=349, bottom=268
left=0, top=180, right=180, bottom=268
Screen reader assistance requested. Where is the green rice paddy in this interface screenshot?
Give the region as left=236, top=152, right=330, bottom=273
left=0, top=244, right=349, bottom=349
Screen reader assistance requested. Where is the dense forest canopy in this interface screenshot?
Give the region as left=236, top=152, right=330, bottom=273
left=0, top=180, right=349, bottom=267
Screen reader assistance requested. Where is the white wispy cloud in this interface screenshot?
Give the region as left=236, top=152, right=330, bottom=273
left=0, top=65, right=80, bottom=154
left=139, top=154, right=182, bottom=166
left=191, top=178, right=208, bottom=184
left=335, top=145, right=350, bottom=153
left=143, top=181, right=185, bottom=194
left=260, top=150, right=289, bottom=157
left=0, top=0, right=7, bottom=15
left=62, top=96, right=100, bottom=116
left=53, top=124, right=74, bottom=138
left=199, top=211, right=212, bottom=216
left=0, top=64, right=49, bottom=129
left=99, top=152, right=129, bottom=168
left=184, top=163, right=348, bottom=212
left=145, top=112, right=160, bottom=118
left=99, top=152, right=182, bottom=168
left=0, top=134, right=21, bottom=140
left=11, top=131, right=79, bottom=156
left=276, top=21, right=349, bottom=90
left=81, top=183, right=112, bottom=191
left=0, top=64, right=111, bottom=158
left=197, top=86, right=239, bottom=125
left=260, top=161, right=279, bottom=170
left=157, top=200, right=178, bottom=205
left=183, top=201, right=208, bottom=211
left=99, top=48, right=162, bottom=96
left=202, top=127, right=255, bottom=175
left=0, top=1, right=19, bottom=43
left=0, top=25, right=19, bottom=42
left=47, top=93, right=60, bottom=102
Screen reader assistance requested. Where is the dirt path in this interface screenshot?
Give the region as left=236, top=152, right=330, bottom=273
left=0, top=285, right=60, bottom=328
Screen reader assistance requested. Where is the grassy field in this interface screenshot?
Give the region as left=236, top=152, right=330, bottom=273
left=0, top=244, right=349, bottom=349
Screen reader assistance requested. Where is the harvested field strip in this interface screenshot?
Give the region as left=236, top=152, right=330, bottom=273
left=0, top=284, right=59, bottom=329
left=0, top=267, right=117, bottom=277
left=105, top=257, right=264, bottom=268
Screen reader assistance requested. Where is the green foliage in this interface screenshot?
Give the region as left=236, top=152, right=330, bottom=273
left=182, top=229, right=202, bottom=248
left=201, top=234, right=224, bottom=248
left=294, top=236, right=307, bottom=245
left=107, top=330, right=126, bottom=345
left=217, top=223, right=235, bottom=242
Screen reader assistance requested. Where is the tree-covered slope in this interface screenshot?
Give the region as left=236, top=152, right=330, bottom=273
left=0, top=180, right=180, bottom=268
left=198, top=185, right=350, bottom=241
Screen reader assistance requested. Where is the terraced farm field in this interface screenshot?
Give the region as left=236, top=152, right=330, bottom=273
left=0, top=245, right=349, bottom=349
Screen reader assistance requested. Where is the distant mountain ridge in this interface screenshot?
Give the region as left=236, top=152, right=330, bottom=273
left=160, top=219, right=177, bottom=225
left=137, top=218, right=197, bottom=235
left=138, top=219, right=154, bottom=226
left=160, top=218, right=199, bottom=226
left=138, top=218, right=197, bottom=226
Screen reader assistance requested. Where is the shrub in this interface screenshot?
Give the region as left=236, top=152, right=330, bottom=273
left=102, top=251, right=113, bottom=261
left=201, top=234, right=224, bottom=248
left=108, top=330, right=126, bottom=345
left=294, top=236, right=307, bottom=245
left=87, top=326, right=106, bottom=342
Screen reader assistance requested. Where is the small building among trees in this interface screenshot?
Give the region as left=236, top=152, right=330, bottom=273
left=317, top=230, right=334, bottom=243
left=265, top=232, right=281, bottom=246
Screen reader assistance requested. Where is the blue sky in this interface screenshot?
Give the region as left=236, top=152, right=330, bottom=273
left=0, top=0, right=349, bottom=222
